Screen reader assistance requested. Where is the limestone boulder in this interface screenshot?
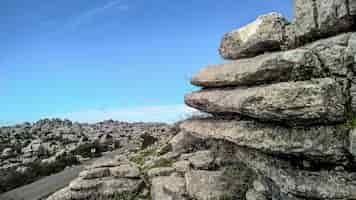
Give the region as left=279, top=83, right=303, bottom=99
left=79, top=167, right=110, bottom=179
left=100, top=178, right=143, bottom=197
left=1, top=148, right=16, bottom=159
left=194, top=32, right=355, bottom=88
left=192, top=49, right=323, bottom=87
left=180, top=150, right=215, bottom=170
left=151, top=174, right=187, bottom=200
left=219, top=12, right=288, bottom=59
left=69, top=178, right=102, bottom=191
left=185, top=78, right=346, bottom=126
left=109, top=164, right=140, bottom=178
left=169, top=131, right=204, bottom=154
left=173, top=160, right=191, bottom=173
left=180, top=118, right=349, bottom=164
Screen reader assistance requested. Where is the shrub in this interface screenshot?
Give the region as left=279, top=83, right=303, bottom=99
left=72, top=142, right=107, bottom=158
left=140, top=133, right=158, bottom=150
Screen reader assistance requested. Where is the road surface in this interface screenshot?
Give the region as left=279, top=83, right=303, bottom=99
left=0, top=151, right=121, bottom=200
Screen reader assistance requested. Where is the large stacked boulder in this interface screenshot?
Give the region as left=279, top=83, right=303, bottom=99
left=182, top=1, right=356, bottom=200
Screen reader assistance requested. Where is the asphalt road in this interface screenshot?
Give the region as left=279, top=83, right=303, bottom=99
left=0, top=151, right=121, bottom=200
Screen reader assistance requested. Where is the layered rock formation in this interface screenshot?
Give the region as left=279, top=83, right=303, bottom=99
left=181, top=0, right=356, bottom=199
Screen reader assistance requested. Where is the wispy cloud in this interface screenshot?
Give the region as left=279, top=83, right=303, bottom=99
left=51, top=104, right=196, bottom=124
left=67, top=0, right=129, bottom=29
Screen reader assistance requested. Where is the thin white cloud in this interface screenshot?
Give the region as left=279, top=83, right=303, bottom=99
left=53, top=104, right=197, bottom=124
left=68, top=0, right=128, bottom=29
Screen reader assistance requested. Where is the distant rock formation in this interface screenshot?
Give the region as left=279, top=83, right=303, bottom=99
left=0, top=119, right=171, bottom=194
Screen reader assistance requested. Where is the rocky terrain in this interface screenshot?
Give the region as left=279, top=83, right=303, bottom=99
left=0, top=119, right=172, bottom=194
left=26, top=0, right=356, bottom=200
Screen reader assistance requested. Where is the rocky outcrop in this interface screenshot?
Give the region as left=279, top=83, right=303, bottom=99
left=194, top=32, right=355, bottom=88
left=180, top=118, right=349, bottom=164
left=219, top=12, right=288, bottom=59
left=186, top=78, right=346, bottom=126
left=192, top=48, right=324, bottom=87
left=220, top=1, right=356, bottom=59
left=184, top=1, right=356, bottom=199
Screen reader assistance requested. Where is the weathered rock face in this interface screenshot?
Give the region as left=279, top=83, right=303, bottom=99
left=233, top=146, right=356, bottom=200
left=192, top=49, right=323, bottom=88
left=151, top=174, right=187, bottom=200
left=185, top=170, right=244, bottom=200
left=220, top=1, right=355, bottom=59
left=47, top=157, right=144, bottom=200
left=219, top=12, right=288, bottom=59
left=180, top=118, right=349, bottom=164
left=290, top=0, right=355, bottom=47
left=194, top=33, right=355, bottom=88
left=183, top=1, right=356, bottom=200
left=186, top=78, right=346, bottom=126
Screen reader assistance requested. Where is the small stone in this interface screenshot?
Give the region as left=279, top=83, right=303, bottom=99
left=109, top=164, right=141, bottom=178
left=147, top=167, right=175, bottom=179
left=173, top=160, right=191, bottom=173
left=79, top=168, right=110, bottom=179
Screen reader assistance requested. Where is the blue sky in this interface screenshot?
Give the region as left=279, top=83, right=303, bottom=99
left=0, top=0, right=292, bottom=125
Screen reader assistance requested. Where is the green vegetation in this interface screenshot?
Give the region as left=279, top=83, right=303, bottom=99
left=339, top=116, right=356, bottom=129
left=129, top=146, right=173, bottom=172
left=72, top=142, right=107, bottom=158
left=129, top=147, right=158, bottom=166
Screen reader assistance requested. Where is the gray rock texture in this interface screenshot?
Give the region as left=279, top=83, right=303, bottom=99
left=192, top=49, right=323, bottom=87
left=289, top=0, right=355, bottom=47
left=233, top=147, right=356, bottom=200
left=194, top=32, right=355, bottom=88
left=180, top=118, right=349, bottom=164
left=185, top=78, right=346, bottom=126
left=185, top=169, right=249, bottom=200
left=219, top=12, right=288, bottom=59
left=151, top=174, right=187, bottom=200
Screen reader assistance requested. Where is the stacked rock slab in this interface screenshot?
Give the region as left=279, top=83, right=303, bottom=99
left=185, top=1, right=356, bottom=200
